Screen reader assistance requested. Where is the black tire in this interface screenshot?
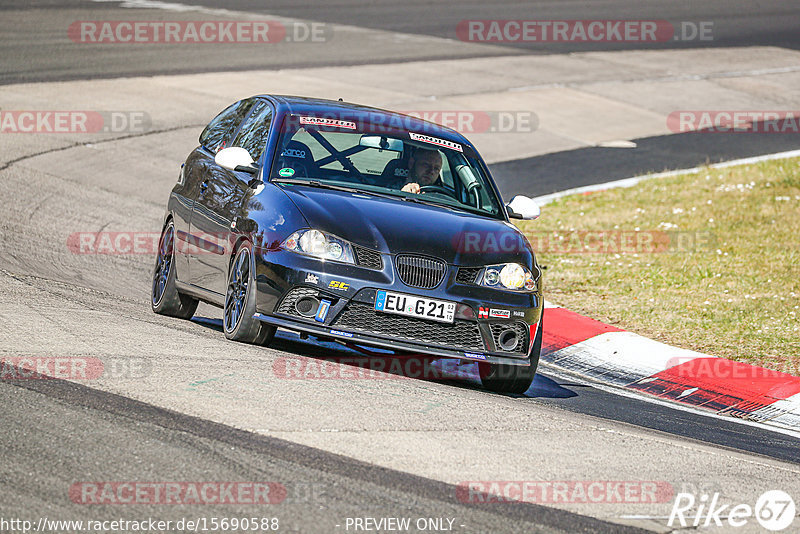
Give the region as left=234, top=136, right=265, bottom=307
left=223, top=242, right=276, bottom=345
left=479, top=311, right=544, bottom=394
left=151, top=220, right=198, bottom=319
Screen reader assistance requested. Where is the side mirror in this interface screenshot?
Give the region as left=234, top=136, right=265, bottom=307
left=215, top=147, right=258, bottom=173
left=506, top=195, right=540, bottom=220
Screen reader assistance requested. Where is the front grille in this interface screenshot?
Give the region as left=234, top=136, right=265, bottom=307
left=354, top=245, right=383, bottom=270
left=489, top=321, right=528, bottom=354
left=276, top=287, right=318, bottom=317
left=332, top=302, right=484, bottom=351
left=456, top=267, right=483, bottom=285
left=395, top=255, right=446, bottom=289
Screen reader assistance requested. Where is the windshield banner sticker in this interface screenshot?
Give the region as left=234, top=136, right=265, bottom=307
left=409, top=132, right=463, bottom=152
left=298, top=116, right=357, bottom=130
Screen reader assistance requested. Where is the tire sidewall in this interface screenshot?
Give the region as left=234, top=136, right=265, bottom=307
left=224, top=242, right=261, bottom=341
left=152, top=221, right=177, bottom=312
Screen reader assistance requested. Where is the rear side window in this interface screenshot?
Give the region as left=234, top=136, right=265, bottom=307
left=232, top=100, right=273, bottom=162
left=199, top=99, right=254, bottom=153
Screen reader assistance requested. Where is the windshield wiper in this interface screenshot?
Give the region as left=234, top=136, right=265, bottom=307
left=273, top=178, right=358, bottom=192
left=272, top=178, right=490, bottom=214
left=394, top=195, right=496, bottom=217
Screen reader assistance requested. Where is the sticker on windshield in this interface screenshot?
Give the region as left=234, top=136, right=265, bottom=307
left=298, top=116, right=357, bottom=130
left=278, top=168, right=295, bottom=177
left=282, top=148, right=306, bottom=158
left=409, top=132, right=463, bottom=152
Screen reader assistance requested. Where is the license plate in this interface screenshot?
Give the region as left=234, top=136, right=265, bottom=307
left=374, top=290, right=456, bottom=323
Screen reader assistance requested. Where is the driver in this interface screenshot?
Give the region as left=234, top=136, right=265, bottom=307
left=400, top=148, right=443, bottom=194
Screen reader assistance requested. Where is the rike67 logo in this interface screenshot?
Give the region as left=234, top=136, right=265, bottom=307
left=669, top=490, right=796, bottom=531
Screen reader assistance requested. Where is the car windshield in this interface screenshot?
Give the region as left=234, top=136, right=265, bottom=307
left=269, top=114, right=504, bottom=218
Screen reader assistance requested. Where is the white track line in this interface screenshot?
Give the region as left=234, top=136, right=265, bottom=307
left=533, top=148, right=800, bottom=205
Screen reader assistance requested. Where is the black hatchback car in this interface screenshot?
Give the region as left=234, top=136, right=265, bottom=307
left=152, top=95, right=544, bottom=393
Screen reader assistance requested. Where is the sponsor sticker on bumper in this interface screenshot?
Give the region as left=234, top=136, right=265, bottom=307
left=315, top=299, right=331, bottom=322
left=329, top=329, right=353, bottom=338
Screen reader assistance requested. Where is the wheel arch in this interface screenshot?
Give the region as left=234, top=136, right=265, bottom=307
left=229, top=235, right=253, bottom=270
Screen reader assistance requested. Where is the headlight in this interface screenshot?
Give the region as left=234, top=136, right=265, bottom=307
left=482, top=263, right=537, bottom=292
left=281, top=229, right=355, bottom=264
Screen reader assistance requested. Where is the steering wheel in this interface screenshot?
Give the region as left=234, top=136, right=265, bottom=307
left=419, top=185, right=457, bottom=198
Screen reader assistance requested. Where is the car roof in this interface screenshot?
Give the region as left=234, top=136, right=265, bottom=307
left=258, top=94, right=474, bottom=149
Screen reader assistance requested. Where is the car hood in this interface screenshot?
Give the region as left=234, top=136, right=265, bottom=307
left=278, top=184, right=534, bottom=266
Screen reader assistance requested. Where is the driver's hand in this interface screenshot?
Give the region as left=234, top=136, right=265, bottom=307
left=401, top=182, right=420, bottom=194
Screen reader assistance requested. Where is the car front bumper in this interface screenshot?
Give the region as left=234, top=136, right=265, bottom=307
left=253, top=250, right=542, bottom=367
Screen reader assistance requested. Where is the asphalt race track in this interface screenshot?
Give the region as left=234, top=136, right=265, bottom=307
left=3, top=0, right=799, bottom=84
left=1, top=1, right=799, bottom=533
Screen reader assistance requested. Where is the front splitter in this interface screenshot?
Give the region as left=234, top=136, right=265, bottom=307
left=254, top=313, right=532, bottom=367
